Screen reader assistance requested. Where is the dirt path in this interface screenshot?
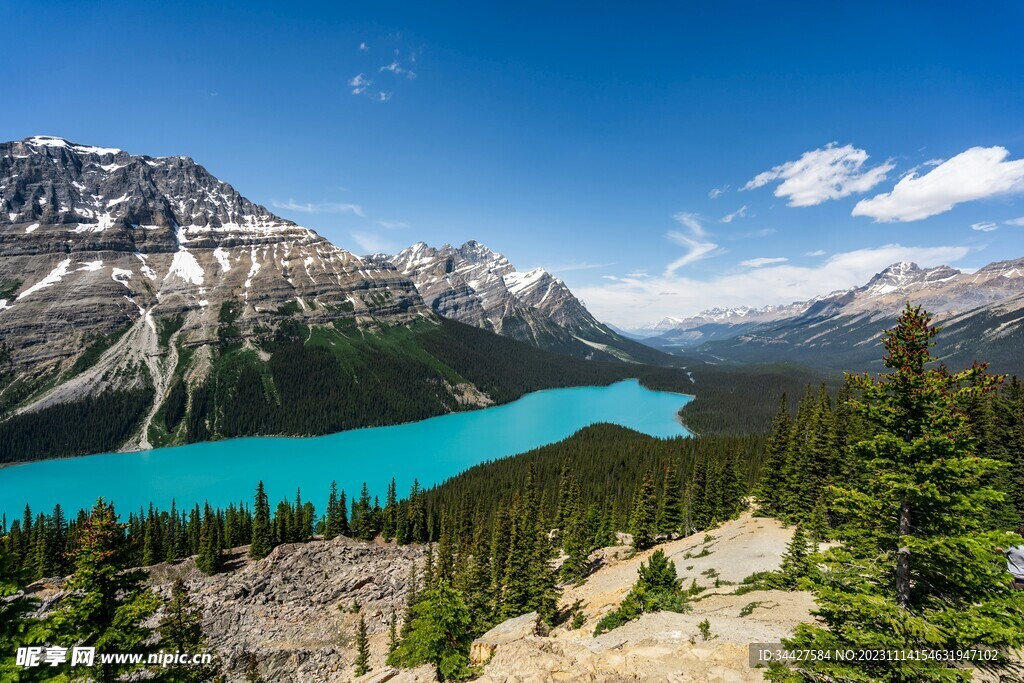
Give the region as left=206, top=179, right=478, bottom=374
left=477, top=512, right=818, bottom=683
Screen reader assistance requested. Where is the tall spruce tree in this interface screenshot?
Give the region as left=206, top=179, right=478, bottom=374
left=755, top=394, right=793, bottom=515
left=159, top=577, right=218, bottom=682
left=196, top=504, right=222, bottom=575
left=354, top=614, right=371, bottom=676
left=768, top=305, right=1024, bottom=683
left=48, top=499, right=160, bottom=683
left=657, top=464, right=683, bottom=538
left=388, top=581, right=474, bottom=681
left=629, top=471, right=658, bottom=550
left=250, top=481, right=272, bottom=559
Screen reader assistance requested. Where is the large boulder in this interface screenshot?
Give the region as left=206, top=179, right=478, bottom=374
left=470, top=612, right=541, bottom=665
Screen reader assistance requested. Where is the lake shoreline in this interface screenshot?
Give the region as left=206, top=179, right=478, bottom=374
left=0, top=380, right=693, bottom=518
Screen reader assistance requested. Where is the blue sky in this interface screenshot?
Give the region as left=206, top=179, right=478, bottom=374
left=4, top=1, right=1024, bottom=326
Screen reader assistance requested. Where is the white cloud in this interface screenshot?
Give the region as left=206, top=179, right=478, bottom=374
left=971, top=221, right=998, bottom=232
left=348, top=73, right=372, bottom=95
left=380, top=61, right=417, bottom=79
left=853, top=146, right=1024, bottom=222
left=1007, top=217, right=1024, bottom=226
left=804, top=249, right=827, bottom=257
left=576, top=243, right=970, bottom=328
left=376, top=91, right=392, bottom=102
left=271, top=199, right=365, bottom=218
left=377, top=220, right=409, bottom=229
left=664, top=231, right=719, bottom=275
left=708, top=185, right=729, bottom=199
left=359, top=42, right=369, bottom=51
left=538, top=261, right=614, bottom=273
left=349, top=231, right=396, bottom=254
left=743, top=143, right=894, bottom=207
left=672, top=211, right=707, bottom=237
left=721, top=205, right=748, bottom=223
left=739, top=256, right=788, bottom=267
left=663, top=213, right=718, bottom=274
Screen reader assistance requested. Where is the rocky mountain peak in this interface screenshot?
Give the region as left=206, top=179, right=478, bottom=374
left=863, top=261, right=960, bottom=296
left=1, top=135, right=297, bottom=235
left=975, top=257, right=1024, bottom=278
left=0, top=136, right=423, bottom=382
left=388, top=241, right=662, bottom=363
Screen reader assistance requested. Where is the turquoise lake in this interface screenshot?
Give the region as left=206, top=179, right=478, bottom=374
left=0, top=380, right=691, bottom=519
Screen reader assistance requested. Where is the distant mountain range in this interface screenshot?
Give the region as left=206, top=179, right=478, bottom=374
left=642, top=260, right=1024, bottom=373
left=0, top=136, right=668, bottom=461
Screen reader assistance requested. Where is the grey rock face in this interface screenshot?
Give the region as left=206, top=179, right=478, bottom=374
left=0, top=136, right=424, bottom=376
left=388, top=241, right=656, bottom=362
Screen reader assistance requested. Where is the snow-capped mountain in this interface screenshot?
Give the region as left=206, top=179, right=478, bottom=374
left=0, top=136, right=423, bottom=375
left=387, top=241, right=668, bottom=363
left=647, top=259, right=1024, bottom=373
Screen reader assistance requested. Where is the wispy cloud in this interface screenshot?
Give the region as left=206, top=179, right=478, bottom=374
left=271, top=199, right=365, bottom=218
left=804, top=249, right=827, bottom=257
left=350, top=231, right=397, bottom=254
left=672, top=212, right=707, bottom=237
left=744, top=142, right=894, bottom=207
left=721, top=205, right=748, bottom=223
left=663, top=213, right=719, bottom=275
left=377, top=220, right=409, bottom=229
left=539, top=261, right=615, bottom=274
left=1007, top=217, right=1024, bottom=226
left=576, top=243, right=972, bottom=328
left=708, top=185, right=729, bottom=199
left=380, top=61, right=417, bottom=79
left=348, top=73, right=372, bottom=95
left=359, top=41, right=369, bottom=51
left=739, top=256, right=788, bottom=267
left=971, top=221, right=998, bottom=232
left=664, top=231, right=719, bottom=275
left=853, top=146, right=1024, bottom=222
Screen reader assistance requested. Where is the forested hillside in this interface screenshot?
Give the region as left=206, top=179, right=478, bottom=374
left=0, top=318, right=693, bottom=463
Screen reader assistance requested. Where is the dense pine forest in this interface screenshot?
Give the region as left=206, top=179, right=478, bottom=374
left=2, top=305, right=1024, bottom=681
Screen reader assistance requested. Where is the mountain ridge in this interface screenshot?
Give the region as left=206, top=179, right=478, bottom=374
left=386, top=240, right=671, bottom=364
left=644, top=257, right=1024, bottom=373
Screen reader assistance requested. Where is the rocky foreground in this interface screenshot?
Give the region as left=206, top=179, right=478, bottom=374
left=123, top=512, right=814, bottom=682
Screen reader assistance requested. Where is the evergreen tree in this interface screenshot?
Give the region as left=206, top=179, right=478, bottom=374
left=196, top=504, right=222, bottom=575
left=593, top=549, right=689, bottom=635
left=401, top=561, right=420, bottom=640
left=499, top=493, right=532, bottom=619
left=383, top=477, right=399, bottom=542
left=768, top=305, right=1024, bottom=682
left=0, top=543, right=43, bottom=683
left=354, top=614, right=371, bottom=676
left=158, top=577, right=218, bottom=682
left=250, top=481, right=272, bottom=559
left=325, top=481, right=341, bottom=540
left=755, top=394, right=793, bottom=515
left=688, top=456, right=712, bottom=531
left=778, top=525, right=815, bottom=589
left=388, top=582, right=474, bottom=681
left=560, top=476, right=590, bottom=583
left=528, top=507, right=560, bottom=626
left=48, top=499, right=160, bottom=682
left=657, top=464, right=683, bottom=538
left=628, top=471, right=657, bottom=550
left=388, top=611, right=399, bottom=656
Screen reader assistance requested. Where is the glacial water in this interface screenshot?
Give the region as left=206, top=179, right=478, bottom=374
left=0, top=380, right=691, bottom=519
